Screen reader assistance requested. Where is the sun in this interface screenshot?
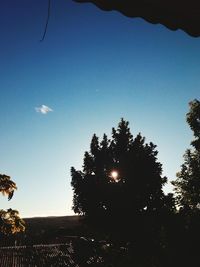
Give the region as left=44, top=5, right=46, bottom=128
left=110, top=171, right=119, bottom=181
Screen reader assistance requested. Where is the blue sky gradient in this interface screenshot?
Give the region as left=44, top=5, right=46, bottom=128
left=0, top=0, right=200, bottom=217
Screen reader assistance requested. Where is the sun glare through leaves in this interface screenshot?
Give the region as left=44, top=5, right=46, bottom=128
left=110, top=170, right=119, bottom=182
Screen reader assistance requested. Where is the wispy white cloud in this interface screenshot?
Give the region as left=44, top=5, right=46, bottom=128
left=35, top=105, right=53, bottom=114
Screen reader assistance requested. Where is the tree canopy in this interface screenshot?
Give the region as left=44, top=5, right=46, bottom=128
left=0, top=174, right=17, bottom=201
left=172, top=99, right=200, bottom=211
left=0, top=174, right=25, bottom=236
left=71, top=119, right=173, bottom=225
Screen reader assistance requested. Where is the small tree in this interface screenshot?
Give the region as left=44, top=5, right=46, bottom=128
left=172, top=99, right=200, bottom=211
left=0, top=174, right=25, bottom=236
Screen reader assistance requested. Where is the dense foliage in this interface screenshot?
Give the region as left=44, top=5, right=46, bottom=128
left=71, top=119, right=173, bottom=220
left=71, top=105, right=200, bottom=266
left=172, top=99, right=200, bottom=211
left=71, top=118, right=175, bottom=265
left=0, top=174, right=25, bottom=236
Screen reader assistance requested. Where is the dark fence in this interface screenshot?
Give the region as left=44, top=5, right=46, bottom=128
left=0, top=243, right=78, bottom=267
left=0, top=237, right=131, bottom=267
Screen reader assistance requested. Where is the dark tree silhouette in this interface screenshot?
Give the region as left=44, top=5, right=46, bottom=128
left=168, top=100, right=200, bottom=267
left=172, top=99, right=200, bottom=211
left=0, top=174, right=25, bottom=236
left=71, top=119, right=174, bottom=238
left=71, top=119, right=176, bottom=266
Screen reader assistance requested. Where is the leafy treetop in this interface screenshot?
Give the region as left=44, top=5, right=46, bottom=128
left=71, top=119, right=173, bottom=222
left=0, top=174, right=25, bottom=236
left=172, top=99, right=200, bottom=211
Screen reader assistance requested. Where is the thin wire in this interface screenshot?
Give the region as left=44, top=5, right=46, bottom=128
left=40, top=0, right=51, bottom=42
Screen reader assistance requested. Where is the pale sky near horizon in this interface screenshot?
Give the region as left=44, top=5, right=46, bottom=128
left=0, top=0, right=200, bottom=218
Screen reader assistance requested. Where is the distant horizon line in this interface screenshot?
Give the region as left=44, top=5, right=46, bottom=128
left=23, top=214, right=78, bottom=219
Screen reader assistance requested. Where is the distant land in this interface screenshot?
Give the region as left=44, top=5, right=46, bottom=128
left=23, top=215, right=84, bottom=243
left=0, top=216, right=86, bottom=247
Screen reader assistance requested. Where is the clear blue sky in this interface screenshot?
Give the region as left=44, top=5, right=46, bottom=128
left=0, top=0, right=200, bottom=218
